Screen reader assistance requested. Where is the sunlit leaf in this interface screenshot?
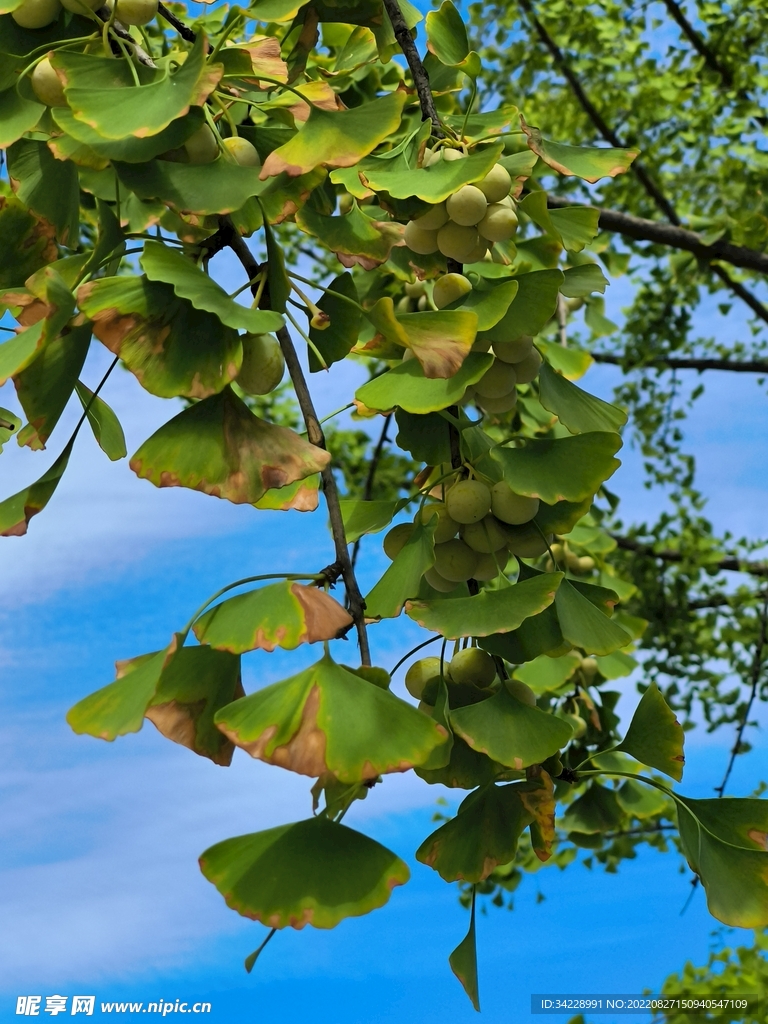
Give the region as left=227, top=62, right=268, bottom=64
left=560, top=264, right=609, bottom=298
left=538, top=362, right=627, bottom=434
left=52, top=106, right=206, bottom=163
left=340, top=499, right=400, bottom=543
left=366, top=300, right=478, bottom=378
left=513, top=651, right=582, bottom=694
left=349, top=143, right=502, bottom=203
left=449, top=891, right=479, bottom=1012
left=0, top=87, right=43, bottom=148
left=364, top=518, right=437, bottom=620
left=555, top=579, right=631, bottom=656
left=616, top=682, right=685, bottom=781
left=74, top=380, right=127, bottom=462
left=426, top=0, right=481, bottom=78
left=455, top=279, right=518, bottom=332
left=0, top=406, right=21, bottom=453
left=477, top=269, right=563, bottom=346
left=356, top=352, right=493, bottom=414
left=522, top=119, right=638, bottom=183
left=296, top=203, right=403, bottom=270
left=253, top=475, right=321, bottom=511
left=492, top=432, right=621, bottom=503
left=517, top=191, right=599, bottom=252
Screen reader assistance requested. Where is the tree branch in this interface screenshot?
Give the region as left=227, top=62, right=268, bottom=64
left=661, top=0, right=733, bottom=89
left=157, top=2, right=197, bottom=43
left=518, top=0, right=768, bottom=325
left=96, top=7, right=156, bottom=67
left=592, top=352, right=768, bottom=374
left=612, top=535, right=768, bottom=577
left=381, top=0, right=443, bottom=136
left=220, top=220, right=371, bottom=666
left=350, top=413, right=392, bottom=572
left=546, top=195, right=768, bottom=276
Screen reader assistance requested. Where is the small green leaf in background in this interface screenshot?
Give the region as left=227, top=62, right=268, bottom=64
left=199, top=817, right=410, bottom=928
left=356, top=352, right=493, bottom=414
left=561, top=263, right=609, bottom=298
left=538, top=362, right=627, bottom=434
left=193, top=580, right=353, bottom=653
left=426, top=0, right=481, bottom=78
left=75, top=380, right=127, bottom=461
left=522, top=120, right=639, bottom=182
left=449, top=888, right=480, bottom=1012
left=517, top=192, right=600, bottom=252
left=536, top=339, right=593, bottom=380
left=0, top=439, right=72, bottom=537
left=15, top=324, right=91, bottom=451
left=365, top=518, right=437, bottom=620
left=513, top=651, right=582, bottom=694
left=616, top=681, right=685, bottom=781
left=555, top=579, right=631, bottom=656
left=308, top=272, right=361, bottom=371
left=491, top=432, right=622, bottom=504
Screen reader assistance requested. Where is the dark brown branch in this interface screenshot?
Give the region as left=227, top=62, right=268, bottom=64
left=546, top=195, right=768, bottom=276
left=714, top=593, right=768, bottom=796
left=592, top=352, right=768, bottom=374
left=518, top=0, right=768, bottom=324
left=220, top=220, right=371, bottom=665
left=96, top=7, right=156, bottom=67
left=612, top=535, right=768, bottom=577
left=688, top=590, right=768, bottom=611
left=381, top=0, right=443, bottom=136
left=350, top=413, right=393, bottom=572
left=157, top=2, right=197, bottom=43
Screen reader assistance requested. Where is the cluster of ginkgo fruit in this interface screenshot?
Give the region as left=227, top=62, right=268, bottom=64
left=13, top=0, right=158, bottom=32
left=404, top=152, right=518, bottom=264
left=384, top=476, right=553, bottom=592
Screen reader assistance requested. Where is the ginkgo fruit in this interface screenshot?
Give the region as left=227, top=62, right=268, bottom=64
left=423, top=566, right=459, bottom=592
left=404, top=221, right=439, bottom=255
left=464, top=238, right=490, bottom=264
left=446, top=185, right=488, bottom=227
left=12, top=0, right=61, bottom=27
left=475, top=389, right=517, bottom=414
left=184, top=124, right=219, bottom=164
left=433, top=273, right=471, bottom=309
left=415, top=503, right=459, bottom=544
left=512, top=347, right=542, bottom=384
left=222, top=136, right=261, bottom=167
left=383, top=522, right=414, bottom=559
left=404, top=280, right=426, bottom=298
left=61, top=0, right=100, bottom=11
left=581, top=657, right=599, bottom=681
left=405, top=657, right=442, bottom=699
left=476, top=163, right=512, bottom=204
left=472, top=549, right=505, bottom=580
left=478, top=204, right=518, bottom=242
left=448, top=647, right=496, bottom=687
left=30, top=58, right=66, bottom=107
left=425, top=147, right=466, bottom=166
left=445, top=479, right=492, bottom=524
left=412, top=203, right=449, bottom=231
left=474, top=359, right=517, bottom=398
left=493, top=335, right=534, bottom=364
left=236, top=333, right=285, bottom=395
left=111, top=0, right=158, bottom=24
left=436, top=222, right=480, bottom=262
left=506, top=525, right=552, bottom=557
left=558, top=710, right=586, bottom=738
left=433, top=538, right=479, bottom=582
left=505, top=679, right=537, bottom=707
left=460, top=514, right=510, bottom=553
left=491, top=481, right=540, bottom=525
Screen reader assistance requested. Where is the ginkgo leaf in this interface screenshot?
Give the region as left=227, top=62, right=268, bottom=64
left=7, top=139, right=79, bottom=245
left=538, top=362, right=627, bottom=434
left=477, top=269, right=563, bottom=346
left=260, top=92, right=406, bottom=178
left=115, top=157, right=266, bottom=217
left=130, top=387, right=331, bottom=505
left=351, top=143, right=502, bottom=203
left=52, top=107, right=206, bottom=163
left=308, top=272, right=361, bottom=371
left=0, top=438, right=72, bottom=536
left=365, top=518, right=437, bottom=620
left=214, top=654, right=447, bottom=782
left=199, top=817, right=409, bottom=929
left=365, top=298, right=478, bottom=378
left=491, top=432, right=622, bottom=504
left=77, top=276, right=242, bottom=400
left=616, top=681, right=685, bottom=781
left=340, top=499, right=400, bottom=543
left=356, top=352, right=493, bottom=414
left=0, top=407, right=21, bottom=453
left=521, top=119, right=638, bottom=183
left=140, top=241, right=283, bottom=334
left=75, top=381, right=127, bottom=462
left=0, top=88, right=43, bottom=148
left=449, top=890, right=480, bottom=1012
left=192, top=581, right=353, bottom=653
left=253, top=475, right=320, bottom=512
left=555, top=579, right=631, bottom=656
left=296, top=204, right=403, bottom=270
left=562, top=782, right=624, bottom=834
left=517, top=191, right=599, bottom=252
left=0, top=195, right=57, bottom=289
left=425, top=0, right=481, bottom=78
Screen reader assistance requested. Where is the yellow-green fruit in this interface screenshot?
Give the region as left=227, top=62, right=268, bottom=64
left=446, top=185, right=488, bottom=227
left=507, top=524, right=552, bottom=557
left=558, top=711, right=587, bottom=738
left=424, top=147, right=466, bottom=167
left=61, top=0, right=99, bottom=11
left=236, top=333, right=285, bottom=395
left=577, top=555, right=596, bottom=573
left=471, top=336, right=492, bottom=353
left=436, top=222, right=480, bottom=262
left=448, top=647, right=496, bottom=687
left=30, top=58, right=65, bottom=107
left=184, top=124, right=219, bottom=164
left=404, top=220, right=439, bottom=255
left=493, top=335, right=533, bottom=364
left=417, top=294, right=429, bottom=311
left=433, top=273, right=471, bottom=310
left=473, top=549, right=505, bottom=580
left=464, top=238, right=490, bottom=264
left=401, top=347, right=417, bottom=361
left=491, top=481, right=540, bottom=525
left=416, top=502, right=460, bottom=544
left=338, top=193, right=354, bottom=214
left=424, top=566, right=459, bottom=592
left=405, top=657, right=441, bottom=699
left=396, top=296, right=412, bottom=314
left=445, top=479, right=492, bottom=524
left=476, top=389, right=517, bottom=414
left=443, top=148, right=466, bottom=162
left=505, top=679, right=537, bottom=707
left=404, top=280, right=426, bottom=298
left=222, top=136, right=260, bottom=167
left=474, top=359, right=517, bottom=398
left=477, top=163, right=512, bottom=204
left=497, top=195, right=516, bottom=210
left=581, top=657, right=599, bottom=681
left=112, top=0, right=158, bottom=24
left=383, top=522, right=414, bottom=559
left=513, top=347, right=542, bottom=384
left=12, top=0, right=61, bottom=27
left=478, top=204, right=519, bottom=242
left=433, top=538, right=479, bottom=582
left=460, top=514, right=510, bottom=554
left=413, top=203, right=449, bottom=231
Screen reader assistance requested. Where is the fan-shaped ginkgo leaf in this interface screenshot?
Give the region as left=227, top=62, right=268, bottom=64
left=356, top=352, right=493, bottom=414
left=365, top=298, right=478, bottom=379
left=199, top=817, right=409, bottom=929
left=130, top=387, right=330, bottom=504
left=616, top=681, right=685, bottom=781
left=213, top=654, right=447, bottom=782
left=521, top=118, right=638, bottom=183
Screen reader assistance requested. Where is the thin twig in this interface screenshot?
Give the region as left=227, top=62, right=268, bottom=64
left=592, top=352, right=768, bottom=374
left=350, top=413, right=393, bottom=572
left=157, top=1, right=197, bottom=43
left=612, top=535, right=768, bottom=577
left=95, top=7, right=156, bottom=67
left=714, top=593, right=768, bottom=796
left=381, top=0, right=443, bottom=136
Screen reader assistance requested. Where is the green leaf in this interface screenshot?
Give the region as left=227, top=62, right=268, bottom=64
left=363, top=297, right=478, bottom=379
left=449, top=891, right=480, bottom=1012
left=356, top=352, right=493, bottom=414
left=555, top=579, right=631, bottom=656
left=192, top=581, right=352, bottom=653
left=395, top=410, right=452, bottom=465
left=52, top=106, right=206, bottom=163
left=7, top=139, right=79, bottom=245
left=616, top=780, right=669, bottom=818
left=562, top=782, right=624, bottom=834
left=456, top=279, right=518, bottom=332
left=214, top=654, right=447, bottom=781
left=0, top=88, right=43, bottom=148
left=594, top=650, right=637, bottom=679
left=417, top=782, right=537, bottom=883
left=616, top=682, right=685, bottom=781
left=0, top=320, right=46, bottom=387
left=253, top=475, right=321, bottom=512
left=75, top=380, right=127, bottom=461
left=451, top=686, right=573, bottom=770
left=261, top=92, right=406, bottom=178
left=262, top=217, right=290, bottom=313
left=130, top=387, right=331, bottom=505
left=534, top=496, right=593, bottom=536
left=115, top=157, right=266, bottom=217
left=77, top=276, right=242, bottom=399
left=522, top=120, right=638, bottom=183
left=199, top=817, right=409, bottom=929
left=561, top=264, right=609, bottom=298
left=0, top=438, right=72, bottom=536
left=492, top=432, right=622, bottom=503
left=417, top=732, right=504, bottom=789
left=365, top=518, right=437, bottom=620
left=296, top=203, right=403, bottom=269
left=346, top=143, right=502, bottom=203
left=54, top=36, right=221, bottom=141
left=536, top=338, right=593, bottom=380
left=538, top=362, right=627, bottom=434
left=15, top=323, right=91, bottom=451
left=584, top=296, right=619, bottom=337
left=478, top=269, right=563, bottom=345
left=405, top=573, right=563, bottom=639
left=513, top=651, right=582, bottom=695
left=425, top=0, right=481, bottom=78
left=140, top=240, right=283, bottom=334
left=518, top=192, right=600, bottom=252
left=340, top=499, right=399, bottom=543
left=0, top=195, right=56, bottom=289
left=676, top=797, right=768, bottom=928
left=0, top=406, right=21, bottom=453
left=308, top=271, right=361, bottom=371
